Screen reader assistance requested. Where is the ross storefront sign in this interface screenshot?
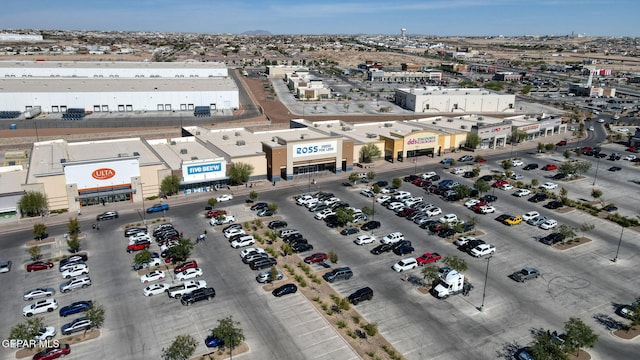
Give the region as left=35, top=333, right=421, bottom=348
left=65, top=159, right=140, bottom=189
left=292, top=141, right=337, bottom=158
left=406, top=135, right=436, bottom=145
left=182, top=159, right=227, bottom=182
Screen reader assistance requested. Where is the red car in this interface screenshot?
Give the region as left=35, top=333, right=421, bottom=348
left=303, top=253, right=328, bottom=264
left=627, top=147, right=638, bottom=153
left=416, top=252, right=442, bottom=265
left=556, top=140, right=567, bottom=146
left=493, top=180, right=509, bottom=188
left=542, top=164, right=557, bottom=171
left=33, top=344, right=70, bottom=360
left=471, top=201, right=488, bottom=212
left=173, top=260, right=198, bottom=274
left=205, top=210, right=227, bottom=218
left=475, top=157, right=487, bottom=163
left=126, top=240, right=151, bottom=253
left=26, top=261, right=54, bottom=272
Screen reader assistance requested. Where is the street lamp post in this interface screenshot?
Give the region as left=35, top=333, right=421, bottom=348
left=141, top=183, right=146, bottom=226
left=413, top=158, right=417, bottom=175
left=613, top=226, right=625, bottom=262
left=307, top=160, right=311, bottom=193
left=592, top=156, right=601, bottom=186
left=480, top=256, right=492, bottom=312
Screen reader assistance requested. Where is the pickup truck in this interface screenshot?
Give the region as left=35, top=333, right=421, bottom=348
left=416, top=252, right=442, bottom=265
left=166, top=280, right=207, bottom=299
left=180, top=287, right=216, bottom=305
left=511, top=267, right=540, bottom=282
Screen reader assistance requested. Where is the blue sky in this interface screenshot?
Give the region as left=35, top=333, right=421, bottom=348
left=1, top=0, right=638, bottom=36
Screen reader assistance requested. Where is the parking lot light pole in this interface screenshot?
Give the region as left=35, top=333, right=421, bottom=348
left=480, top=255, right=492, bottom=312
left=308, top=160, right=311, bottom=193
left=592, top=156, right=601, bottom=186
left=613, top=226, right=625, bottom=262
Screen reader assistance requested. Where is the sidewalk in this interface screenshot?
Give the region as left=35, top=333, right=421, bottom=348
left=0, top=132, right=571, bottom=235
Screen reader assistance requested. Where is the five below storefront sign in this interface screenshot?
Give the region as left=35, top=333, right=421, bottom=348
left=407, top=135, right=436, bottom=145
left=187, top=163, right=223, bottom=174
left=92, top=168, right=116, bottom=181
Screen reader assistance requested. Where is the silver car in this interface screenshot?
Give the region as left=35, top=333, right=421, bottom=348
left=23, top=287, right=56, bottom=301
left=256, top=269, right=284, bottom=283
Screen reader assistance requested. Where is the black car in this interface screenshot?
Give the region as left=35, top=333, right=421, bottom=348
left=479, top=175, right=494, bottom=182
left=291, top=243, right=314, bottom=253
left=540, top=232, right=565, bottom=245
left=444, top=194, right=461, bottom=202
left=370, top=243, right=393, bottom=255
left=596, top=153, right=607, bottom=158
left=282, top=233, right=304, bottom=243
left=463, top=171, right=476, bottom=178
left=608, top=166, right=622, bottom=172
left=250, top=202, right=268, bottom=211
left=545, top=200, right=563, bottom=209
left=391, top=240, right=412, bottom=250
left=288, top=238, right=309, bottom=247
left=430, top=175, right=441, bottom=182
left=438, top=228, right=456, bottom=238
left=96, top=211, right=118, bottom=221
left=340, top=227, right=360, bottom=236
left=552, top=173, right=566, bottom=180
left=457, top=222, right=475, bottom=233
left=481, top=194, right=498, bottom=203
left=361, top=221, right=381, bottom=231
left=523, top=163, right=539, bottom=170
left=460, top=239, right=486, bottom=253
left=419, top=220, right=440, bottom=229
left=348, top=287, right=373, bottom=305
left=495, top=214, right=511, bottom=223
left=529, top=193, right=548, bottom=203
left=268, top=220, right=288, bottom=230
left=272, top=283, right=298, bottom=297
left=374, top=180, right=389, bottom=187
left=341, top=182, right=353, bottom=187
left=331, top=202, right=350, bottom=210
left=124, top=227, right=148, bottom=238
left=393, top=245, right=415, bottom=256
left=257, top=209, right=274, bottom=217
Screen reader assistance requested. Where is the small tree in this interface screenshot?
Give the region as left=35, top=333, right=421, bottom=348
left=67, top=217, right=81, bottom=235
left=366, top=171, right=376, bottom=181
left=501, top=159, right=512, bottom=171
left=167, top=238, right=194, bottom=263
left=579, top=223, right=595, bottom=240
left=249, top=191, right=258, bottom=202
left=472, top=166, right=481, bottom=177
left=212, top=316, right=245, bottom=360
left=591, top=188, right=602, bottom=200
left=348, top=172, right=360, bottom=183
left=529, top=331, right=568, bottom=360
left=9, top=317, right=45, bottom=345
left=270, top=266, right=279, bottom=283
left=335, top=207, right=354, bottom=225
left=443, top=255, right=468, bottom=273
left=531, top=178, right=539, bottom=187
left=280, top=243, right=292, bottom=256
left=473, top=179, right=491, bottom=195
left=162, top=334, right=198, bottom=360
left=33, top=223, right=47, bottom=240
left=133, top=249, right=153, bottom=267
left=465, top=133, right=482, bottom=149
left=563, top=149, right=572, bottom=159
left=544, top=143, right=555, bottom=152
left=574, top=161, right=592, bottom=175
left=328, top=251, right=339, bottom=264
left=627, top=298, right=640, bottom=327
left=360, top=144, right=382, bottom=163
left=67, top=233, right=81, bottom=253
left=267, top=203, right=278, bottom=213
left=392, top=178, right=402, bottom=189
left=28, top=245, right=41, bottom=261
left=560, top=187, right=569, bottom=204
left=563, top=317, right=598, bottom=356
left=372, top=184, right=381, bottom=194
left=361, top=206, right=374, bottom=217
left=207, top=198, right=218, bottom=208
left=452, top=184, right=472, bottom=199
left=421, top=264, right=441, bottom=287
left=557, top=224, right=577, bottom=243
left=85, top=302, right=106, bottom=333
left=537, top=142, right=545, bottom=153
left=160, top=174, right=181, bottom=196
left=474, top=155, right=485, bottom=163
left=228, top=162, right=254, bottom=185
left=17, top=191, right=48, bottom=217
left=466, top=216, right=480, bottom=235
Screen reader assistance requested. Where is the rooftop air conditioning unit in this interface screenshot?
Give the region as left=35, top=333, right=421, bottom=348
left=327, top=124, right=332, bottom=128
left=342, top=126, right=351, bottom=131
left=60, top=159, right=66, bottom=163
left=384, top=123, right=393, bottom=127
left=133, top=152, right=140, bottom=156
left=366, top=133, right=377, bottom=139
left=180, top=149, right=188, bottom=154
left=118, top=153, right=128, bottom=157
left=170, top=141, right=176, bottom=145
left=236, top=140, right=246, bottom=146
left=478, top=117, right=484, bottom=120
left=432, top=121, right=437, bottom=124
left=222, top=135, right=229, bottom=140
left=235, top=131, right=241, bottom=136
left=191, top=156, right=198, bottom=160
left=447, top=119, right=454, bottom=122
left=314, top=124, right=320, bottom=127
left=461, top=125, right=467, bottom=129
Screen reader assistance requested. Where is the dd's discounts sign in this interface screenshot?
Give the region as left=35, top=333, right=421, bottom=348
left=64, top=159, right=140, bottom=188
left=292, top=141, right=337, bottom=158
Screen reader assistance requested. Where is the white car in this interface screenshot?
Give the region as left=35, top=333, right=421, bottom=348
left=617, top=128, right=629, bottom=133
left=379, top=187, right=395, bottom=194
left=539, top=219, right=558, bottom=230
left=499, top=184, right=514, bottom=191
left=223, top=228, right=246, bottom=239
left=393, top=190, right=412, bottom=198
left=59, top=261, right=85, bottom=272
left=522, top=211, right=540, bottom=221
left=540, top=182, right=558, bottom=190
left=465, top=199, right=480, bottom=208
left=511, top=173, right=524, bottom=180
left=129, top=233, right=152, bottom=243
left=514, top=189, right=531, bottom=197
left=392, top=258, right=418, bottom=272
left=23, top=287, right=56, bottom=301
left=511, top=160, right=524, bottom=167
left=23, top=298, right=58, bottom=317
left=216, top=194, right=233, bottom=202
left=425, top=207, right=442, bottom=217
left=175, top=268, right=204, bottom=281
left=240, top=247, right=266, bottom=258
left=61, top=264, right=89, bottom=279
left=624, top=155, right=636, bottom=161
left=140, top=270, right=166, bottom=283
left=588, top=126, right=595, bottom=131
left=454, top=236, right=476, bottom=247
left=360, top=189, right=375, bottom=197
left=470, top=244, right=496, bottom=257
left=404, top=197, right=423, bottom=207
left=597, top=118, right=605, bottom=123
left=439, top=214, right=458, bottom=223
left=314, top=209, right=335, bottom=220
left=34, top=326, right=56, bottom=341
left=387, top=202, right=405, bottom=211
left=376, top=195, right=391, bottom=203
left=354, top=234, right=376, bottom=245
left=478, top=205, right=496, bottom=214
left=143, top=283, right=171, bottom=296
left=231, top=236, right=256, bottom=248
left=381, top=232, right=404, bottom=244
left=422, top=171, right=437, bottom=179
left=210, top=215, right=235, bottom=225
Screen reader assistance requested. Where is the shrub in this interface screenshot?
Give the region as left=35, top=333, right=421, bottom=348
left=352, top=315, right=361, bottom=324
left=321, top=303, right=328, bottom=311
left=347, top=330, right=357, bottom=339
left=362, top=323, right=378, bottom=336
left=312, top=296, right=320, bottom=302
left=328, top=251, right=339, bottom=264
left=337, top=320, right=347, bottom=329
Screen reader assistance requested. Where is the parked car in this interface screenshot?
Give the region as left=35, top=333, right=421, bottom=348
left=61, top=264, right=89, bottom=279
left=304, top=253, right=328, bottom=264
left=470, top=244, right=496, bottom=257
left=61, top=317, right=92, bottom=335
left=545, top=200, right=563, bottom=209
left=59, top=300, right=93, bottom=317
left=392, top=258, right=418, bottom=272
left=523, top=163, right=539, bottom=170
left=340, top=227, right=360, bottom=236
left=34, top=326, right=56, bottom=341
left=272, top=283, right=298, bottom=297
left=27, top=261, right=54, bottom=272
left=542, top=164, right=557, bottom=171
left=370, top=243, right=393, bottom=255
left=322, top=267, right=353, bottom=282
left=539, top=219, right=558, bottom=230
left=393, top=245, right=415, bottom=256
left=256, top=269, right=284, bottom=283
left=511, top=267, right=540, bottom=282
left=23, top=298, right=58, bottom=317
left=514, top=189, right=531, bottom=197
left=539, top=182, right=558, bottom=190
left=511, top=160, right=524, bottom=167
left=540, top=232, right=565, bottom=245
left=522, top=211, right=540, bottom=221
left=504, top=215, right=523, bottom=226
left=416, top=252, right=441, bottom=265
left=143, top=283, right=171, bottom=297
left=59, top=275, right=92, bottom=293
left=527, top=215, right=547, bottom=226
left=250, top=202, right=268, bottom=211
left=354, top=234, right=376, bottom=245
left=360, top=220, right=381, bottom=231
left=23, top=288, right=56, bottom=301
left=59, top=254, right=88, bottom=267
left=348, top=287, right=374, bottom=305
left=140, top=270, right=166, bottom=283
left=174, top=260, right=198, bottom=274
left=268, top=220, right=288, bottom=230
left=32, top=344, right=71, bottom=360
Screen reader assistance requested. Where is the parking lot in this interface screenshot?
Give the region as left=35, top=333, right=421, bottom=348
left=1, top=140, right=639, bottom=359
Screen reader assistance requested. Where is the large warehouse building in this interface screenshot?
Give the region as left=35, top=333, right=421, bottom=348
left=394, top=87, right=516, bottom=114
left=0, top=61, right=239, bottom=114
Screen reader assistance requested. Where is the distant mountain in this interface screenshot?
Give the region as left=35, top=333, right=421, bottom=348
left=242, top=30, right=271, bottom=35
